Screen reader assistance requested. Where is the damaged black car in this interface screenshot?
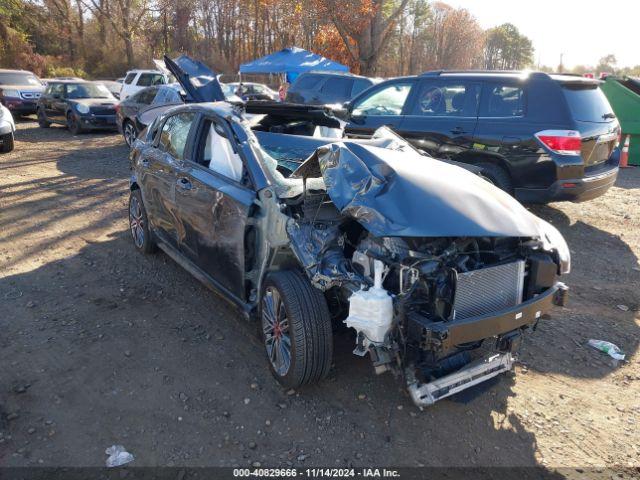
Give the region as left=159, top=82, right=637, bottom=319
left=128, top=99, right=570, bottom=407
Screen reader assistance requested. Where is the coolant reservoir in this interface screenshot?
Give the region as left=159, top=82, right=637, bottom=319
left=345, top=260, right=394, bottom=348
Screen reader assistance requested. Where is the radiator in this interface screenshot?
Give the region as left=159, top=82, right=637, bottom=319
left=452, top=261, right=525, bottom=320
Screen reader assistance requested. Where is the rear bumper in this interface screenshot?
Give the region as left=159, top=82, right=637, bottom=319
left=516, top=164, right=619, bottom=203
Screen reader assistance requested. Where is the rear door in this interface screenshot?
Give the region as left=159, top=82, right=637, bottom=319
left=397, top=78, right=480, bottom=157
left=173, top=115, right=256, bottom=301
left=561, top=83, right=619, bottom=170
left=138, top=111, right=197, bottom=248
left=345, top=79, right=416, bottom=138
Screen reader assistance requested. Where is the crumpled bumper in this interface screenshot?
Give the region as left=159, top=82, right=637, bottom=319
left=407, top=353, right=514, bottom=407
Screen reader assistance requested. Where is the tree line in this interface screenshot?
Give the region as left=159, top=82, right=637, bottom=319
left=0, top=0, right=536, bottom=79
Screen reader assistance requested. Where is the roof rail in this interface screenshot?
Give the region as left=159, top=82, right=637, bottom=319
left=418, top=69, right=551, bottom=79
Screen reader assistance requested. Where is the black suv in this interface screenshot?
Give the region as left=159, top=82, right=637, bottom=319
left=336, top=71, right=620, bottom=203
left=37, top=80, right=118, bottom=134
left=286, top=72, right=377, bottom=106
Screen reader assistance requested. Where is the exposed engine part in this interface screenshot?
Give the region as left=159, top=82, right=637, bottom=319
left=344, top=260, right=394, bottom=355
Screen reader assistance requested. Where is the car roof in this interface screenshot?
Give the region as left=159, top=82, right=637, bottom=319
left=0, top=69, right=37, bottom=74
left=46, top=79, right=91, bottom=84
left=125, top=69, right=164, bottom=74
left=416, top=70, right=601, bottom=85
left=163, top=101, right=238, bottom=118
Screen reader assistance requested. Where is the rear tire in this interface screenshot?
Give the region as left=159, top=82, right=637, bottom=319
left=0, top=133, right=14, bottom=153
left=260, top=271, right=333, bottom=388
left=67, top=112, right=83, bottom=135
left=37, top=108, right=51, bottom=128
left=128, top=189, right=157, bottom=254
left=478, top=162, right=513, bottom=194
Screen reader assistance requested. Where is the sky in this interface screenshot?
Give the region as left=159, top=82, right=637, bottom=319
left=444, top=0, right=638, bottom=69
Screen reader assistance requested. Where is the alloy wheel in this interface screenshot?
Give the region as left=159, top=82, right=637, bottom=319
left=129, top=194, right=145, bottom=248
left=262, top=287, right=292, bottom=376
left=124, top=122, right=136, bottom=147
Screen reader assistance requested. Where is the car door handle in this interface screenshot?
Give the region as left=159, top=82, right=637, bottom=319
left=450, top=127, right=467, bottom=135
left=176, top=177, right=192, bottom=190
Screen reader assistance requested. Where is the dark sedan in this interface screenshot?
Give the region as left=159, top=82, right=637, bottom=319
left=116, top=84, right=184, bottom=146
left=36, top=80, right=118, bottom=134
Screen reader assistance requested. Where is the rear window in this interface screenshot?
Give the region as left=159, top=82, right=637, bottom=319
left=563, top=85, right=614, bottom=123
left=320, top=77, right=353, bottom=96
left=293, top=75, right=323, bottom=91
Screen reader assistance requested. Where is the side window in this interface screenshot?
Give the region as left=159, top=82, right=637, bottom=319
left=124, top=73, right=137, bottom=85
left=481, top=83, right=525, bottom=117
left=352, top=81, right=413, bottom=116
left=293, top=75, right=322, bottom=91
left=198, top=119, right=243, bottom=183
left=158, top=112, right=196, bottom=160
left=320, top=77, right=353, bottom=97
left=50, top=83, right=65, bottom=97
left=411, top=81, right=480, bottom=117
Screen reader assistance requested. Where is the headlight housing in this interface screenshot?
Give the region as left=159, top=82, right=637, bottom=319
left=537, top=219, right=571, bottom=274
left=75, top=103, right=90, bottom=114
left=1, top=89, right=21, bottom=98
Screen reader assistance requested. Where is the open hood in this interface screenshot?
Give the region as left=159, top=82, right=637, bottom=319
left=294, top=141, right=542, bottom=238
left=163, top=54, right=225, bottom=103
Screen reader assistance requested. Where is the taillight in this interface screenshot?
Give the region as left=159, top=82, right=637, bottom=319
left=535, top=130, right=581, bottom=155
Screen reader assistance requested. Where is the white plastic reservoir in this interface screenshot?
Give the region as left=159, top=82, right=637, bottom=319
left=345, top=260, right=394, bottom=347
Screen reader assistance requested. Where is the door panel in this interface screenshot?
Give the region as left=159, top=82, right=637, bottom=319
left=175, top=163, right=255, bottom=300
left=397, top=79, right=480, bottom=158
left=138, top=148, right=179, bottom=247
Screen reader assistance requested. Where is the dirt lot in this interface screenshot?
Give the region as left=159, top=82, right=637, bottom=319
left=1, top=118, right=639, bottom=473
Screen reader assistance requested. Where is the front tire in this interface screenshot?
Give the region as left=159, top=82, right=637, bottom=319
left=0, top=133, right=14, bottom=153
left=37, top=108, right=51, bottom=128
left=261, top=271, right=333, bottom=388
left=128, top=189, right=157, bottom=254
left=123, top=120, right=138, bottom=148
left=67, top=112, right=83, bottom=135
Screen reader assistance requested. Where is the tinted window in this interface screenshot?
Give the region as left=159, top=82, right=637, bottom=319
left=320, top=77, right=353, bottom=97
left=158, top=112, right=196, bottom=160
left=0, top=72, right=41, bottom=86
left=351, top=79, right=372, bottom=97
left=124, top=73, right=137, bottom=85
left=293, top=75, right=323, bottom=90
left=137, top=73, right=165, bottom=87
left=352, top=81, right=413, bottom=116
left=481, top=83, right=525, bottom=117
left=412, top=81, right=480, bottom=117
left=563, top=85, right=614, bottom=123
left=135, top=87, right=158, bottom=105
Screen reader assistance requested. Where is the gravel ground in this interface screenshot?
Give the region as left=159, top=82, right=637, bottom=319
left=0, top=118, right=639, bottom=473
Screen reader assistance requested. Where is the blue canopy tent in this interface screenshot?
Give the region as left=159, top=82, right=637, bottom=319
left=239, top=47, right=349, bottom=83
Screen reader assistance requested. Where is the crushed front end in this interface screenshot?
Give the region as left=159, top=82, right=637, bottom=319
left=279, top=134, right=570, bottom=407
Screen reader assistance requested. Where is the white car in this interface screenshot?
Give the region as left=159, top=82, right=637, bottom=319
left=119, top=70, right=169, bottom=100
left=0, top=103, right=16, bottom=153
